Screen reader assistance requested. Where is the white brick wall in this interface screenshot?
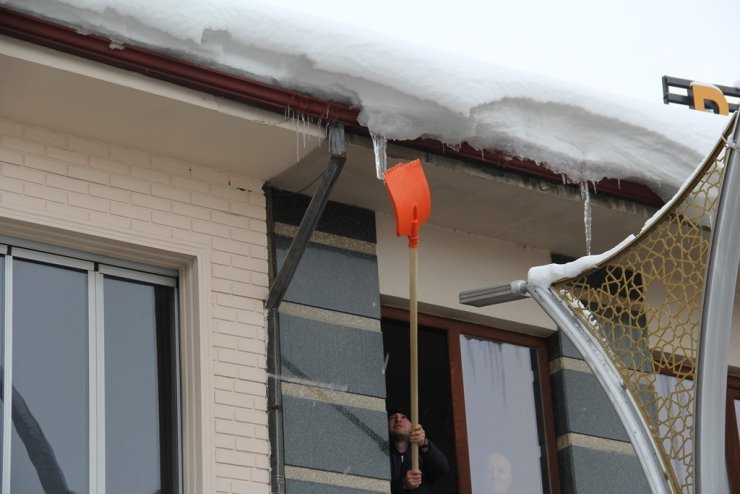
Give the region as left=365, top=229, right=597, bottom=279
left=0, top=118, right=271, bottom=493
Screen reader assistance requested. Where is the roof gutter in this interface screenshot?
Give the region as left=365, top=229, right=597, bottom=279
left=0, top=7, right=663, bottom=207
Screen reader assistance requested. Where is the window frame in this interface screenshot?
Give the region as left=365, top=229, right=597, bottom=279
left=382, top=306, right=560, bottom=494
left=0, top=244, right=181, bottom=494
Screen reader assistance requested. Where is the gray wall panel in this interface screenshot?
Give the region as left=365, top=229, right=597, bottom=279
left=547, top=331, right=584, bottom=360
left=275, top=236, right=381, bottom=318
left=286, top=479, right=385, bottom=494
left=283, top=395, right=390, bottom=479
left=271, top=189, right=376, bottom=242
left=552, top=369, right=630, bottom=442
left=558, top=446, right=649, bottom=493
left=280, top=314, right=386, bottom=398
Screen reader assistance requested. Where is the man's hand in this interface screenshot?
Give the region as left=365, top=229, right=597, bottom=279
left=402, top=469, right=422, bottom=490
left=409, top=424, right=426, bottom=446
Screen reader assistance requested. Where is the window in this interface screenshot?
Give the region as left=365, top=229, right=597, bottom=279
left=727, top=376, right=740, bottom=493
left=382, top=307, right=559, bottom=494
left=653, top=369, right=740, bottom=492
left=0, top=244, right=180, bottom=494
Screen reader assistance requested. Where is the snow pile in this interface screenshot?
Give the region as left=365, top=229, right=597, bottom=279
left=527, top=235, right=635, bottom=289
left=2, top=0, right=731, bottom=197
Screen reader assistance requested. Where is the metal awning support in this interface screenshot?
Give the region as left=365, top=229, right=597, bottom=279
left=459, top=280, right=528, bottom=307
left=695, top=116, right=740, bottom=493
left=265, top=123, right=346, bottom=310
left=526, top=284, right=673, bottom=494
left=460, top=114, right=739, bottom=494
left=460, top=280, right=673, bottom=494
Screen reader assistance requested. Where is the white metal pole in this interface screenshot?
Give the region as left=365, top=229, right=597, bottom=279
left=695, top=113, right=740, bottom=494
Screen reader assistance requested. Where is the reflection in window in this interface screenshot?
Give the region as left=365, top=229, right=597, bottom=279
left=105, top=278, right=163, bottom=494
left=460, top=335, right=543, bottom=494
left=12, top=260, right=88, bottom=494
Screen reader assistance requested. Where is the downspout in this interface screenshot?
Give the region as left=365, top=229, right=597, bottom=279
left=264, top=125, right=346, bottom=493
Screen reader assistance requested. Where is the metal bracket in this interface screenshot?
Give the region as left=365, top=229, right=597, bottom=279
left=265, top=124, right=347, bottom=310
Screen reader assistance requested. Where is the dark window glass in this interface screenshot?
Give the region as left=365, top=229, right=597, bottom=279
left=12, top=259, right=88, bottom=494
left=382, top=321, right=458, bottom=494
left=735, top=400, right=740, bottom=448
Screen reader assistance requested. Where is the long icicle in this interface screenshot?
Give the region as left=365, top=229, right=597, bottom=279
left=580, top=181, right=592, bottom=255
left=371, top=132, right=388, bottom=180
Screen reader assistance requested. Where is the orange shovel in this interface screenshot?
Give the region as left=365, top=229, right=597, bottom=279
left=384, top=159, right=431, bottom=471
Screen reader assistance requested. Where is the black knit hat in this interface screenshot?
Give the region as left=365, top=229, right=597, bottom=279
left=387, top=407, right=410, bottom=419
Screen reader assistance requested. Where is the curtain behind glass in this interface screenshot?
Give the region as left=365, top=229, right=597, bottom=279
left=460, top=335, right=543, bottom=494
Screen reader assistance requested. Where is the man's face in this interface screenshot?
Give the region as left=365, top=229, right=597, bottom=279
left=388, top=412, right=412, bottom=440
left=485, top=453, right=512, bottom=493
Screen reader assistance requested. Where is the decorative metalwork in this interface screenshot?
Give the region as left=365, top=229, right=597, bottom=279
left=550, top=116, right=737, bottom=493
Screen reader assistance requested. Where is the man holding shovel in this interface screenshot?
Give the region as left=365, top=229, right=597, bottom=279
left=384, top=159, right=448, bottom=492
left=388, top=407, right=449, bottom=493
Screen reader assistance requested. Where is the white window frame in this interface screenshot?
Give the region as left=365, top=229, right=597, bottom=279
left=0, top=244, right=181, bottom=494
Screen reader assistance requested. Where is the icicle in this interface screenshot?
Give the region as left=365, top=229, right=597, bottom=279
left=580, top=181, right=592, bottom=255
left=371, top=132, right=388, bottom=180
left=294, top=113, right=300, bottom=162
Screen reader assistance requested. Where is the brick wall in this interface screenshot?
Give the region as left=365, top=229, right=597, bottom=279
left=0, top=118, right=271, bottom=493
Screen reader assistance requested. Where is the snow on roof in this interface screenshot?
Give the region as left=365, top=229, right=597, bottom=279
left=2, top=0, right=731, bottom=198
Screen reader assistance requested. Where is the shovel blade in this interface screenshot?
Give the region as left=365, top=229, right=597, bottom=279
left=384, top=159, right=431, bottom=247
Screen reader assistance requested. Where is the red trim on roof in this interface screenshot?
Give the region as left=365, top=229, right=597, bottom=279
left=0, top=7, right=663, bottom=207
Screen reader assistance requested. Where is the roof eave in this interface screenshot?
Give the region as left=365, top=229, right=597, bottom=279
left=0, top=7, right=663, bottom=207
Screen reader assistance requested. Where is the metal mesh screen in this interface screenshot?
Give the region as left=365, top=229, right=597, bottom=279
left=551, top=123, right=734, bottom=494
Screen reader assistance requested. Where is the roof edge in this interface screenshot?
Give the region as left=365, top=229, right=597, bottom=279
left=0, top=7, right=663, bottom=207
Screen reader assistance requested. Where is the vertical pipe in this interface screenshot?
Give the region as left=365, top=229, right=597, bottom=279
left=267, top=307, right=285, bottom=494
left=695, top=113, right=740, bottom=494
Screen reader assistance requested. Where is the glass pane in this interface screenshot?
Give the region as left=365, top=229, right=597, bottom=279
left=12, top=259, right=88, bottom=494
left=0, top=256, right=4, bottom=486
left=104, top=277, right=162, bottom=494
left=460, top=335, right=543, bottom=494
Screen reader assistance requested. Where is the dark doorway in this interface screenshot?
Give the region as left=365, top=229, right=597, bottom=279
left=382, top=319, right=458, bottom=494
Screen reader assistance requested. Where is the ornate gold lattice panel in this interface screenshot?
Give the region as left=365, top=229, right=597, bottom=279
left=551, top=123, right=734, bottom=494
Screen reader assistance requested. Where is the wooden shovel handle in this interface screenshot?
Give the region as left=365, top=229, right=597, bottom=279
left=410, top=247, right=419, bottom=470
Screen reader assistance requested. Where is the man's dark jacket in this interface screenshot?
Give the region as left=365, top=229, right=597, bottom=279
left=389, top=440, right=449, bottom=493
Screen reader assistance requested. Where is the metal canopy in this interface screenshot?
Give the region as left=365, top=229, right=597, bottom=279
left=461, top=113, right=740, bottom=494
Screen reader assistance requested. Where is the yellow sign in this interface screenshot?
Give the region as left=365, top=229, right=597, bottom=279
left=689, top=82, right=730, bottom=115
left=662, top=76, right=739, bottom=115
